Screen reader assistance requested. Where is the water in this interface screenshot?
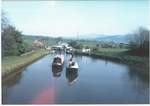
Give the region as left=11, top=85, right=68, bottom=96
left=2, top=54, right=149, bottom=104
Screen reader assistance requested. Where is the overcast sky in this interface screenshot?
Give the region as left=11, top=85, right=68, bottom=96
left=2, top=1, right=149, bottom=37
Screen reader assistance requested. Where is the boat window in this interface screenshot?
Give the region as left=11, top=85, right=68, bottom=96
left=53, top=58, right=61, bottom=63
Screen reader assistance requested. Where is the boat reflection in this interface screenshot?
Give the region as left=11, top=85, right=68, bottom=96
left=66, top=69, right=78, bottom=86
left=52, top=66, right=63, bottom=77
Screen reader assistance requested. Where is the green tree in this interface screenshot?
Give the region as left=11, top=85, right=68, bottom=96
left=96, top=44, right=100, bottom=48
left=2, top=26, right=18, bottom=56
left=92, top=47, right=99, bottom=52
left=76, top=43, right=83, bottom=49
left=85, top=45, right=90, bottom=49
left=68, top=40, right=83, bottom=49
left=68, top=41, right=78, bottom=48
left=1, top=12, right=26, bottom=56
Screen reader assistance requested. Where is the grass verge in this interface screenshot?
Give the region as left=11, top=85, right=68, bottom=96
left=2, top=49, right=48, bottom=78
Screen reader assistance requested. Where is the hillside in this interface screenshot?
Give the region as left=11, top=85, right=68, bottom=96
left=95, top=35, right=129, bottom=43
left=68, top=34, right=129, bottom=43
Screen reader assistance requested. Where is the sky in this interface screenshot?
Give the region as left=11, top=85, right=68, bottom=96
left=2, top=1, right=149, bottom=37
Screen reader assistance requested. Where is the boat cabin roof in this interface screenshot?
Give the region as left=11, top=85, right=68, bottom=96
left=54, top=55, right=64, bottom=59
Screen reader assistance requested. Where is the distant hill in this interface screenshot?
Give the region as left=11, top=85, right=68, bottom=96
left=76, top=34, right=129, bottom=43
left=22, top=34, right=129, bottom=45
left=95, top=35, right=129, bottom=43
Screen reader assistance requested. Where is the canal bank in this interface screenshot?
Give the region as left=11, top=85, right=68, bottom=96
left=74, top=51, right=149, bottom=75
left=2, top=49, right=49, bottom=79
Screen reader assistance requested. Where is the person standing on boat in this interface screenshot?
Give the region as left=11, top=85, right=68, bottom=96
left=71, top=53, right=74, bottom=59
left=69, top=53, right=75, bottom=66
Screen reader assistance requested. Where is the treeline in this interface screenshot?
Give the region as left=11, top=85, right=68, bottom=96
left=22, top=35, right=61, bottom=46
left=68, top=40, right=128, bottom=50
left=2, top=12, right=27, bottom=56
left=68, top=27, right=149, bottom=57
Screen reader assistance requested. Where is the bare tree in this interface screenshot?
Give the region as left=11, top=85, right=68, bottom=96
left=128, top=27, right=149, bottom=50
left=1, top=11, right=9, bottom=32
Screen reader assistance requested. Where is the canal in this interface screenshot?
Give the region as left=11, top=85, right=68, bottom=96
left=2, top=54, right=149, bottom=104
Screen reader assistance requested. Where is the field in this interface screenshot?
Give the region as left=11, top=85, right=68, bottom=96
left=97, top=49, right=147, bottom=63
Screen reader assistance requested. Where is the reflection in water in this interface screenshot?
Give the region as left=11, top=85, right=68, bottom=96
left=32, top=86, right=55, bottom=104
left=52, top=66, right=63, bottom=77
left=128, top=66, right=149, bottom=82
left=2, top=69, right=24, bottom=104
left=2, top=69, right=25, bottom=87
left=105, top=60, right=108, bottom=66
left=3, top=71, right=23, bottom=87
left=127, top=66, right=149, bottom=98
left=66, top=69, right=78, bottom=86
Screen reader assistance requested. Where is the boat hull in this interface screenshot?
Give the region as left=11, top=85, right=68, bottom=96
left=66, top=68, right=78, bottom=85
left=52, top=65, right=63, bottom=77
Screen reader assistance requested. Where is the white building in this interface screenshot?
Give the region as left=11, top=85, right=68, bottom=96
left=82, top=48, right=91, bottom=53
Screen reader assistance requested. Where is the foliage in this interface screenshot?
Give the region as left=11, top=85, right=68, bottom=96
left=85, top=45, right=90, bottom=49
left=92, top=47, right=99, bottom=52
left=92, top=45, right=99, bottom=52
left=1, top=13, right=26, bottom=56
left=76, top=43, right=83, bottom=49
left=22, top=35, right=58, bottom=47
left=68, top=40, right=83, bottom=49
left=68, top=41, right=77, bottom=47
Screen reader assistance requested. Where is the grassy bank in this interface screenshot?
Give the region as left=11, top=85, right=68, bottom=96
left=75, top=48, right=149, bottom=70
left=2, top=49, right=48, bottom=78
